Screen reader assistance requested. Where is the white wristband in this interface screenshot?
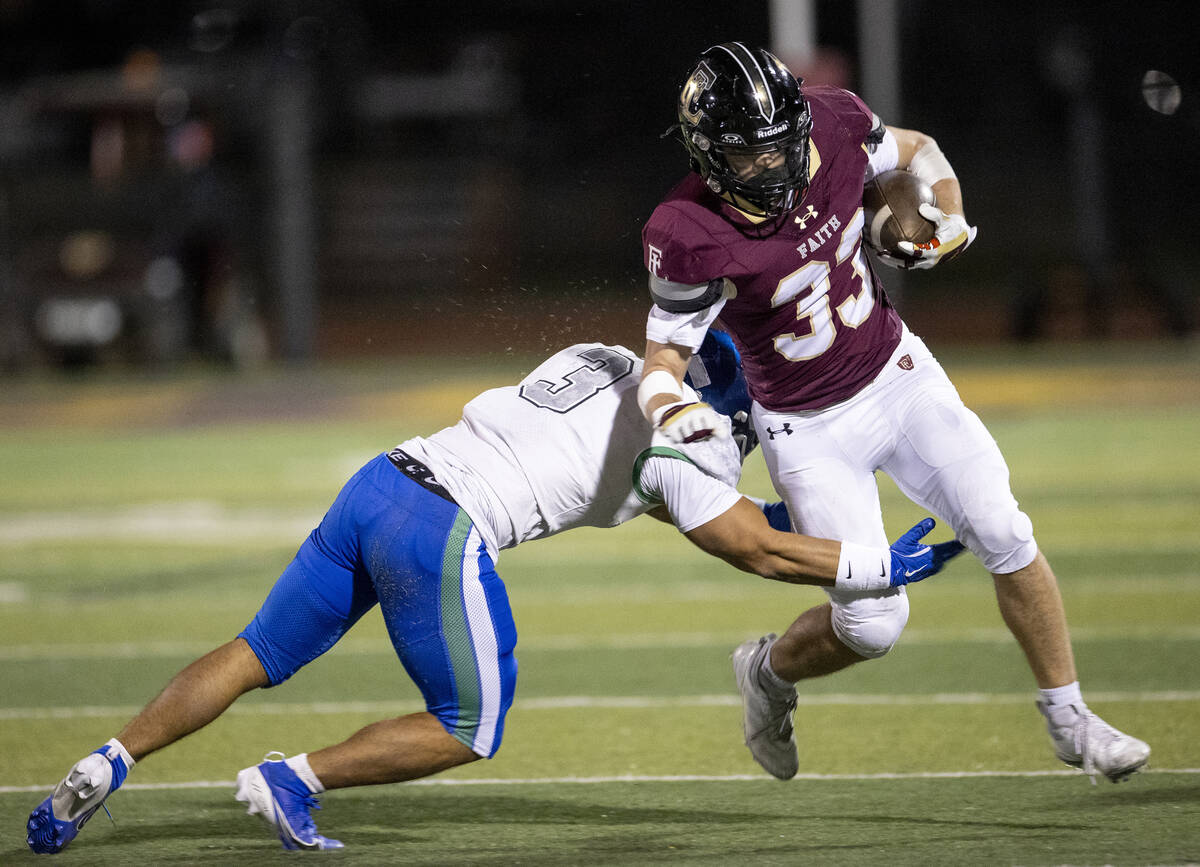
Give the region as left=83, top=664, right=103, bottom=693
left=835, top=541, right=892, bottom=592
left=908, top=140, right=956, bottom=186
left=638, top=370, right=683, bottom=418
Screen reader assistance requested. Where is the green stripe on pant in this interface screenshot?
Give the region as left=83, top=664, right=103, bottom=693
left=439, top=510, right=480, bottom=750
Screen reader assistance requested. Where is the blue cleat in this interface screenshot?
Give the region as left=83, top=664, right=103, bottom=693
left=235, top=753, right=343, bottom=850
left=27, top=742, right=131, bottom=854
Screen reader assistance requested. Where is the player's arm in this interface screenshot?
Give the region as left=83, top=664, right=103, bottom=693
left=685, top=498, right=965, bottom=590
left=640, top=338, right=726, bottom=443
left=641, top=339, right=692, bottom=417
left=885, top=125, right=977, bottom=267
left=643, top=450, right=964, bottom=589
left=639, top=222, right=730, bottom=442
left=686, top=497, right=840, bottom=584
left=639, top=331, right=728, bottom=444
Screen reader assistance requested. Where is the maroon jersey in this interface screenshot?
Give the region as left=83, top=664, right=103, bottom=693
left=643, top=85, right=903, bottom=412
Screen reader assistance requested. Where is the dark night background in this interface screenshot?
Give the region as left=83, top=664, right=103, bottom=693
left=1, top=0, right=1197, bottom=367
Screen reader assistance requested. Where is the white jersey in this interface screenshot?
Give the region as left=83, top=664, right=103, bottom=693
left=399, top=343, right=744, bottom=557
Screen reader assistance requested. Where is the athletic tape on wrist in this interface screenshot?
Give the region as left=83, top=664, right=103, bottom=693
left=908, top=140, right=956, bottom=186
left=638, top=369, right=684, bottom=418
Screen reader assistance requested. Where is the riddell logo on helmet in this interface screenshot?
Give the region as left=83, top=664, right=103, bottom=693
left=755, top=122, right=789, bottom=138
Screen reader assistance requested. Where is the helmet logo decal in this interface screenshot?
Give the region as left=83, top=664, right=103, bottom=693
left=680, top=61, right=716, bottom=125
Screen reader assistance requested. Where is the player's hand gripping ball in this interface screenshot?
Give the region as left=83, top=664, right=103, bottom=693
left=862, top=170, right=937, bottom=269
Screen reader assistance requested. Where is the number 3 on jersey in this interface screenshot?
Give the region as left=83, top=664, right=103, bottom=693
left=770, top=209, right=874, bottom=361
left=518, top=347, right=634, bottom=412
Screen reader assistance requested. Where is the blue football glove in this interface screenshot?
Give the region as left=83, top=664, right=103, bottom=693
left=888, top=518, right=965, bottom=586
left=761, top=500, right=791, bottom=532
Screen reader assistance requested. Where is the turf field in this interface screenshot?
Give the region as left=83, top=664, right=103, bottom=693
left=1, top=341, right=1199, bottom=865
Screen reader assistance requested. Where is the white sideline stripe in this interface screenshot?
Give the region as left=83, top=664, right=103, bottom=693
left=3, top=767, right=1199, bottom=795
left=4, top=690, right=1200, bottom=721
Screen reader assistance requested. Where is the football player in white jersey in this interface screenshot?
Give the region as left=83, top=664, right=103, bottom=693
left=28, top=333, right=962, bottom=854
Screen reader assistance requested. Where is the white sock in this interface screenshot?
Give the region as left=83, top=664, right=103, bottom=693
left=759, top=640, right=795, bottom=692
left=285, top=753, right=325, bottom=794
left=1039, top=682, right=1085, bottom=727
left=104, top=738, right=136, bottom=770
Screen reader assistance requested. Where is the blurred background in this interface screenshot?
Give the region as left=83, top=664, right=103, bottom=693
left=1, top=0, right=1197, bottom=371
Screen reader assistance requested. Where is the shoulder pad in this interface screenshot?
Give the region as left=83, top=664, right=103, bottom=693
left=649, top=274, right=726, bottom=314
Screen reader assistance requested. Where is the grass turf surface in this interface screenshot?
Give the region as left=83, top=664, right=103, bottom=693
left=1, top=340, right=1199, bottom=863
left=4, top=775, right=1200, bottom=866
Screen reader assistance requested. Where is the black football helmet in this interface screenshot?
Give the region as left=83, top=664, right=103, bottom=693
left=673, top=42, right=812, bottom=218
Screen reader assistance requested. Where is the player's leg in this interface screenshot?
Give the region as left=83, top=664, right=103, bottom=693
left=238, top=464, right=517, bottom=848
left=296, top=504, right=507, bottom=785
left=755, top=396, right=906, bottom=674
left=879, top=374, right=1075, bottom=685
left=116, top=638, right=269, bottom=760
left=991, top=550, right=1075, bottom=688
left=29, top=459, right=383, bottom=854
left=305, top=712, right=477, bottom=788
left=734, top=401, right=903, bottom=779
left=881, top=334, right=1149, bottom=781
left=330, top=498, right=516, bottom=781
left=769, top=601, right=864, bottom=681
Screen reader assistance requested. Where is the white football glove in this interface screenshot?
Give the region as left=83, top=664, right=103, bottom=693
left=652, top=401, right=728, bottom=444
left=895, top=203, right=977, bottom=269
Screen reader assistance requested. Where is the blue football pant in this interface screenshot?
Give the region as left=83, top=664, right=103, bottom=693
left=239, top=453, right=518, bottom=757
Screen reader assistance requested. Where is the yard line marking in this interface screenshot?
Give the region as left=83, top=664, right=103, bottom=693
left=0, top=501, right=319, bottom=544
left=4, top=690, right=1200, bottom=721
left=4, top=624, right=1200, bottom=659
left=3, top=767, right=1199, bottom=795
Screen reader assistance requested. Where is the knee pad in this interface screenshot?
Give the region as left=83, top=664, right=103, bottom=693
left=830, top=589, right=910, bottom=659
left=953, top=459, right=1037, bottom=574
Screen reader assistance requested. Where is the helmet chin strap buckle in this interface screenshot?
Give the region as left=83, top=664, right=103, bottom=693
left=706, top=177, right=722, bottom=194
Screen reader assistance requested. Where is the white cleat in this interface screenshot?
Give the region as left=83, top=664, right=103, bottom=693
left=732, top=634, right=799, bottom=780
left=1037, top=701, right=1151, bottom=784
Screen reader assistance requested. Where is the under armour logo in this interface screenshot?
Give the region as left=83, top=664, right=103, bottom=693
left=793, top=204, right=819, bottom=229
left=897, top=354, right=914, bottom=370
left=766, top=423, right=794, bottom=440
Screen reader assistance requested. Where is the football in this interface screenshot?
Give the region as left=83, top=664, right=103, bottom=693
left=862, top=170, right=936, bottom=264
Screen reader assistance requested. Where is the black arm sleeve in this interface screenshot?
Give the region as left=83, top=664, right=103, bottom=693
left=648, top=274, right=726, bottom=314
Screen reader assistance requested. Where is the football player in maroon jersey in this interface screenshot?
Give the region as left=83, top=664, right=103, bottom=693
left=636, top=41, right=1149, bottom=784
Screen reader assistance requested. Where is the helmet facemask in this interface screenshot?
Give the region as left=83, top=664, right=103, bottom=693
left=688, top=121, right=812, bottom=218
